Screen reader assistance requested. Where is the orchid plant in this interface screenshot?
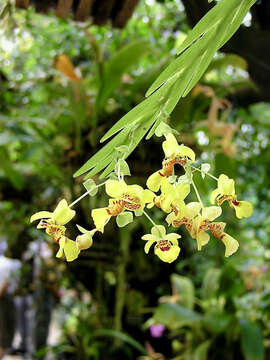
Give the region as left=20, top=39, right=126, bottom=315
left=31, top=131, right=253, bottom=263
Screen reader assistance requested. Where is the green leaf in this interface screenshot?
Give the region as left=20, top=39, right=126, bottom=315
left=83, top=179, right=98, bottom=196
left=239, top=319, right=265, bottom=360
left=74, top=0, right=257, bottom=180
left=114, top=159, right=130, bottom=177
left=116, top=212, right=133, bottom=227
left=96, top=40, right=154, bottom=112
left=94, top=329, right=146, bottom=355
left=154, top=303, right=201, bottom=330
left=204, top=312, right=232, bottom=334
left=193, top=340, right=211, bottom=360
left=115, top=145, right=129, bottom=154
left=171, top=274, right=195, bottom=310
left=0, top=148, right=25, bottom=190
left=201, top=268, right=221, bottom=299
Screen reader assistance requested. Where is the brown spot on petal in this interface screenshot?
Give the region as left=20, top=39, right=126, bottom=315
left=155, top=240, right=171, bottom=252
left=123, top=194, right=141, bottom=210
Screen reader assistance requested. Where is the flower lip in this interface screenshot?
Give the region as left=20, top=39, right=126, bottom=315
left=155, top=240, right=171, bottom=252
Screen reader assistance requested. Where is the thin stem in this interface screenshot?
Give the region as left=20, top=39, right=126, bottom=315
left=191, top=165, right=219, bottom=181
left=69, top=182, right=106, bottom=208
left=191, top=180, right=204, bottom=209
left=142, top=210, right=157, bottom=227
left=117, top=162, right=121, bottom=181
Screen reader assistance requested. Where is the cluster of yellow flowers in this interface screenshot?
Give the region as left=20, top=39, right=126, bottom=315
left=31, top=133, right=253, bottom=263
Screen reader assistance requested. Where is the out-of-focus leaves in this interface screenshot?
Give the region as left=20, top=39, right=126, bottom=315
left=96, top=40, right=154, bottom=112
left=201, top=268, right=221, bottom=299
left=171, top=274, right=195, bottom=309
left=0, top=148, right=25, bottom=190
left=207, top=54, right=247, bottom=72
left=193, top=340, right=211, bottom=360
left=239, top=319, right=265, bottom=360
left=75, top=0, right=256, bottom=179
left=154, top=303, right=201, bottom=330
left=94, top=329, right=146, bottom=355
left=204, top=312, right=232, bottom=334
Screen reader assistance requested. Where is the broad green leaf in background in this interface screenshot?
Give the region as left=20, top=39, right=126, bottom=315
left=0, top=148, right=25, bottom=190
left=74, top=0, right=257, bottom=180
left=204, top=312, right=232, bottom=334
left=206, top=53, right=248, bottom=73
left=96, top=40, right=154, bottom=113
left=94, top=329, right=146, bottom=355
left=193, top=340, right=211, bottom=360
left=154, top=303, right=201, bottom=330
left=171, top=274, right=195, bottom=310
left=239, top=319, right=265, bottom=360
left=201, top=268, right=221, bottom=300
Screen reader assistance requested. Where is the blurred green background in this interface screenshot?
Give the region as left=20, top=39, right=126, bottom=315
left=1, top=0, right=270, bottom=359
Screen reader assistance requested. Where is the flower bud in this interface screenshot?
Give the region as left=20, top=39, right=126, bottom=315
left=76, top=233, right=93, bottom=250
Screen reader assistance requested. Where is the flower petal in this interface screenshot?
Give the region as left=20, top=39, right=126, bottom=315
left=105, top=180, right=125, bottom=198
left=56, top=236, right=66, bottom=258
left=143, top=189, right=155, bottom=203
left=53, top=200, right=76, bottom=225
left=232, top=200, right=253, bottom=219
left=175, top=183, right=190, bottom=200
left=155, top=245, right=180, bottom=263
left=146, top=171, right=164, bottom=192
left=162, top=133, right=179, bottom=158
left=144, top=240, right=156, bottom=254
left=151, top=225, right=166, bottom=238
left=30, top=211, right=53, bottom=223
left=196, top=231, right=210, bottom=251
left=165, top=233, right=181, bottom=244
left=219, top=174, right=235, bottom=196
left=142, top=234, right=156, bottom=241
left=221, top=233, right=239, bottom=257
left=185, top=202, right=201, bottom=219
left=166, top=212, right=176, bottom=225
left=64, top=238, right=80, bottom=261
left=91, top=208, right=111, bottom=233
left=210, top=188, right=220, bottom=205
left=178, top=144, right=195, bottom=162
left=202, top=206, right=222, bottom=221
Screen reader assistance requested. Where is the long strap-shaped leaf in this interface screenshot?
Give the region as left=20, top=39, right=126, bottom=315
left=74, top=0, right=256, bottom=179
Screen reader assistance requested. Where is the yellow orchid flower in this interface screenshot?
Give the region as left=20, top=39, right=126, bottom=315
left=92, top=180, right=154, bottom=232
left=76, top=225, right=97, bottom=250
left=148, top=180, right=190, bottom=214
left=168, top=203, right=232, bottom=254
left=162, top=133, right=195, bottom=161
left=142, top=225, right=181, bottom=263
left=30, top=199, right=76, bottom=246
left=56, top=236, right=80, bottom=262
left=146, top=134, right=195, bottom=192
left=189, top=206, right=222, bottom=251
left=166, top=201, right=202, bottom=230
left=30, top=199, right=76, bottom=226
left=210, top=174, right=253, bottom=219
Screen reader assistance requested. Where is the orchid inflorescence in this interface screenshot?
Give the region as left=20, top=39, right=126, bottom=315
left=30, top=132, right=253, bottom=263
